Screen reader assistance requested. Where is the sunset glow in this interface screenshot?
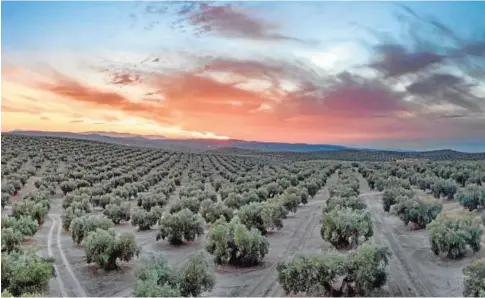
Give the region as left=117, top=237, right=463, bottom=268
left=2, top=1, right=485, bottom=150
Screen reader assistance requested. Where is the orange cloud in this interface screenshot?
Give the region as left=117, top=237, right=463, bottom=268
left=33, top=69, right=173, bottom=124
left=3, top=36, right=485, bottom=144
left=0, top=58, right=429, bottom=143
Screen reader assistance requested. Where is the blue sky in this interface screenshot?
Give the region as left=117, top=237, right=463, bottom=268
left=2, top=1, right=485, bottom=151
left=3, top=1, right=484, bottom=51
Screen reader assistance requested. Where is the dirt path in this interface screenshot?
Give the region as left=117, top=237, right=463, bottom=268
left=245, top=199, right=326, bottom=297
left=210, top=173, right=338, bottom=297
left=354, top=171, right=482, bottom=297
left=47, top=216, right=68, bottom=297
left=357, top=172, right=433, bottom=296
left=48, top=214, right=88, bottom=297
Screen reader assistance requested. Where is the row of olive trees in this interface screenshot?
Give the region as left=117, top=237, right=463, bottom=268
left=55, top=150, right=339, bottom=279
left=376, top=167, right=483, bottom=259
left=1, top=190, right=55, bottom=297
left=276, top=168, right=392, bottom=297
left=277, top=244, right=391, bottom=296
left=155, top=162, right=337, bottom=241
left=134, top=252, right=215, bottom=297
left=359, top=160, right=484, bottom=190
left=322, top=169, right=373, bottom=250
left=382, top=187, right=443, bottom=229
left=2, top=191, right=51, bottom=253
left=154, top=164, right=338, bottom=247
left=360, top=162, right=484, bottom=296
left=360, top=161, right=485, bottom=211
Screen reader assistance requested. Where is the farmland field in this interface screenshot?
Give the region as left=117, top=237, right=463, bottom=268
left=2, top=134, right=485, bottom=297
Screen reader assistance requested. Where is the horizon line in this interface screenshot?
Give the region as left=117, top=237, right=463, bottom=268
left=4, top=129, right=485, bottom=154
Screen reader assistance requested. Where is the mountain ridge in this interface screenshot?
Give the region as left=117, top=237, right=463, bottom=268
left=5, top=129, right=484, bottom=154
left=6, top=130, right=347, bottom=152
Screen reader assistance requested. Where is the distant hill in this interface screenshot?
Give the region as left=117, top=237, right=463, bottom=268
left=6, top=130, right=347, bottom=152
left=209, top=147, right=485, bottom=161
left=83, top=131, right=167, bottom=140
left=5, top=130, right=485, bottom=161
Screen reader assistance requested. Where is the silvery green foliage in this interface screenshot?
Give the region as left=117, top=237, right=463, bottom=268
left=206, top=216, right=269, bottom=267
left=157, top=209, right=204, bottom=245
left=321, top=207, right=373, bottom=249
left=83, top=229, right=140, bottom=270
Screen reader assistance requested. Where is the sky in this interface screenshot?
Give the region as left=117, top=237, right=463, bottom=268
left=2, top=1, right=485, bottom=151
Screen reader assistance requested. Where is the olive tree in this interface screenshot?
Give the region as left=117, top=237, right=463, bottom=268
left=238, top=201, right=285, bottom=234
left=134, top=252, right=215, bottom=297
left=157, top=209, right=204, bottom=245
left=382, top=187, right=414, bottom=212
left=1, top=228, right=24, bottom=252
left=60, top=180, right=77, bottom=195
left=277, top=243, right=390, bottom=296
left=134, top=253, right=180, bottom=297
left=83, top=229, right=140, bottom=270
left=428, top=213, right=482, bottom=259
left=386, top=177, right=412, bottom=190
left=206, top=216, right=269, bottom=267
left=70, top=214, right=113, bottom=244
left=131, top=208, right=160, bottom=231
left=456, top=184, right=485, bottom=211
left=135, top=280, right=181, bottom=297
left=329, top=185, right=359, bottom=199
left=223, top=193, right=245, bottom=209
left=306, top=181, right=319, bottom=198
left=374, top=177, right=387, bottom=192
left=431, top=178, right=458, bottom=200
left=417, top=176, right=435, bottom=191
left=2, top=193, right=10, bottom=209
left=394, top=198, right=442, bottom=229
left=299, top=188, right=309, bottom=205
left=261, top=199, right=287, bottom=231
left=103, top=202, right=131, bottom=224
left=321, top=207, right=373, bottom=249
left=277, top=251, right=346, bottom=296
left=200, top=199, right=233, bottom=224
left=1, top=181, right=15, bottom=195
left=280, top=192, right=300, bottom=213
left=61, top=206, right=87, bottom=232
left=137, top=192, right=168, bottom=211
left=463, top=258, right=485, bottom=297
left=177, top=253, right=216, bottom=297
left=325, top=196, right=367, bottom=213
left=1, top=249, right=55, bottom=297
left=266, top=182, right=282, bottom=198
left=344, top=243, right=391, bottom=296
left=169, top=200, right=183, bottom=214
left=62, top=193, right=91, bottom=212
left=11, top=180, right=22, bottom=194
left=180, top=197, right=201, bottom=214
left=91, top=194, right=112, bottom=209
left=1, top=216, right=37, bottom=237
left=11, top=200, right=48, bottom=225
left=22, top=191, right=51, bottom=208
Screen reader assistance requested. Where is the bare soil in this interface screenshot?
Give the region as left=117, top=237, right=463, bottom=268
left=22, top=173, right=337, bottom=297
left=13, top=170, right=483, bottom=297
left=356, top=172, right=485, bottom=297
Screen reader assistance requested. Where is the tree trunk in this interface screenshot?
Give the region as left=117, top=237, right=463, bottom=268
left=104, top=256, right=118, bottom=271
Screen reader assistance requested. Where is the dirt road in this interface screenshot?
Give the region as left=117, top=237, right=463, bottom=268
left=47, top=214, right=87, bottom=297
left=356, top=172, right=481, bottom=297
left=208, top=173, right=338, bottom=297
